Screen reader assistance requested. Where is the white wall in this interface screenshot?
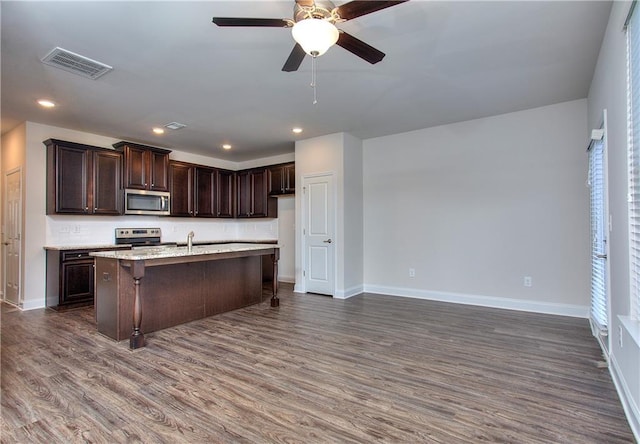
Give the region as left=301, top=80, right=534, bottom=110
left=342, top=133, right=364, bottom=296
left=588, top=1, right=640, bottom=438
left=0, top=124, right=26, bottom=304
left=293, top=132, right=365, bottom=297
left=23, top=122, right=117, bottom=309
left=239, top=153, right=295, bottom=170
left=363, top=100, right=590, bottom=316
left=9, top=122, right=293, bottom=309
left=294, top=132, right=343, bottom=295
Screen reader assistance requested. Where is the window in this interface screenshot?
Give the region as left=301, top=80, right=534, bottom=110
left=627, top=2, right=640, bottom=320
left=589, top=137, right=608, bottom=333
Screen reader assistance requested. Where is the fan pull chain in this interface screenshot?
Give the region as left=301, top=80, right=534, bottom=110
left=311, top=55, right=317, bottom=105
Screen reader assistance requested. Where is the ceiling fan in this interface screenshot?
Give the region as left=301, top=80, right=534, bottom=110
left=212, top=0, right=409, bottom=72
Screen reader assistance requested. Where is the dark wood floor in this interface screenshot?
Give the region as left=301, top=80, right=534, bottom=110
left=1, top=284, right=635, bottom=443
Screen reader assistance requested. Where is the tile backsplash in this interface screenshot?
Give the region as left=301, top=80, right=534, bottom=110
left=46, top=215, right=278, bottom=246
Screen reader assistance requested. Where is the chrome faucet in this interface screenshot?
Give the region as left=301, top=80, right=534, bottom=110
left=187, top=231, right=194, bottom=252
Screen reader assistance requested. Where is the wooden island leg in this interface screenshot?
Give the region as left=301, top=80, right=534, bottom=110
left=130, top=261, right=146, bottom=349
left=270, top=249, right=280, bottom=307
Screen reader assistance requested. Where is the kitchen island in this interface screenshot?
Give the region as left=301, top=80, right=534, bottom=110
left=91, top=243, right=279, bottom=348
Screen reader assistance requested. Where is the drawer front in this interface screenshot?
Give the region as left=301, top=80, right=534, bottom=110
left=62, top=250, right=92, bottom=261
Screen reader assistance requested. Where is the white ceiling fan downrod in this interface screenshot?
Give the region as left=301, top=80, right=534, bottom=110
left=310, top=52, right=318, bottom=104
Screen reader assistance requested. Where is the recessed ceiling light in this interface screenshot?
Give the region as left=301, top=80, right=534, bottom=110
left=37, top=99, right=56, bottom=108
left=222, top=144, right=232, bottom=150
left=152, top=127, right=165, bottom=135
left=292, top=127, right=303, bottom=134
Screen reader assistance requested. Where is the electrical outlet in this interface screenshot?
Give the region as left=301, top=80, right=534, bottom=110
left=524, top=276, right=532, bottom=287
left=409, top=268, right=415, bottom=278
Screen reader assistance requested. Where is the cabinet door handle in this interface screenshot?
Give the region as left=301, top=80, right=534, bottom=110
left=102, top=272, right=111, bottom=282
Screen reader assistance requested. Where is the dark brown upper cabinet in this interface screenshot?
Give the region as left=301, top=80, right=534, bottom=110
left=168, top=161, right=194, bottom=217
left=44, top=139, right=123, bottom=215
left=268, top=162, right=295, bottom=195
left=169, top=161, right=235, bottom=218
left=113, top=141, right=170, bottom=192
left=216, top=169, right=235, bottom=218
left=194, top=166, right=217, bottom=217
left=237, top=167, right=277, bottom=218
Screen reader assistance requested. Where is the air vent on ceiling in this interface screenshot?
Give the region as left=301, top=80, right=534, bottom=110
left=41, top=47, right=113, bottom=80
left=164, top=122, right=187, bottom=130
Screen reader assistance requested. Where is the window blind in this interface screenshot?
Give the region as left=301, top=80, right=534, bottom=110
left=628, top=3, right=640, bottom=320
left=589, top=139, right=608, bottom=333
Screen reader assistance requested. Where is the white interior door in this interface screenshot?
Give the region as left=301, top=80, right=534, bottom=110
left=4, top=168, right=22, bottom=305
left=303, top=174, right=334, bottom=296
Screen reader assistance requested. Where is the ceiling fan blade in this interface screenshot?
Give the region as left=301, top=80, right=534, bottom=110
left=336, top=0, right=409, bottom=21
left=212, top=17, right=291, bottom=27
left=282, top=44, right=306, bottom=72
left=336, top=32, right=385, bottom=64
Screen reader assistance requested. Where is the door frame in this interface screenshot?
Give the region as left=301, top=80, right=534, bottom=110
left=300, top=172, right=336, bottom=296
left=3, top=167, right=23, bottom=307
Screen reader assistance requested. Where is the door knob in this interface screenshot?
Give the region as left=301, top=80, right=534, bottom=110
left=323, top=239, right=332, bottom=243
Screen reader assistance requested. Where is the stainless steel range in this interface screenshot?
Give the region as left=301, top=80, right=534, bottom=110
left=115, top=227, right=163, bottom=247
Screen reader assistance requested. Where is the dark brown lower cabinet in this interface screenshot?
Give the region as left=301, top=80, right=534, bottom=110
left=61, top=256, right=94, bottom=305
left=46, top=247, right=129, bottom=309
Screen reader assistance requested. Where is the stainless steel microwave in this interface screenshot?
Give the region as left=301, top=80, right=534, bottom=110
left=124, top=189, right=170, bottom=216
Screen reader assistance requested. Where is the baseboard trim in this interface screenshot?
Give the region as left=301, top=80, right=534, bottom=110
left=609, top=353, right=640, bottom=442
left=335, top=285, right=363, bottom=299
left=20, top=299, right=46, bottom=311
left=362, top=285, right=589, bottom=318
left=278, top=276, right=295, bottom=284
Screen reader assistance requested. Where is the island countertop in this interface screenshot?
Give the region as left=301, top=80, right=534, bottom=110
left=90, top=242, right=280, bottom=261
left=93, top=242, right=280, bottom=348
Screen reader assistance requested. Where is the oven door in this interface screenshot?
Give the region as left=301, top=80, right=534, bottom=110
left=124, top=189, right=170, bottom=216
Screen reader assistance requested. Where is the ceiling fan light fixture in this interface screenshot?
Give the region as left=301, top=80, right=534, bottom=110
left=291, top=18, right=339, bottom=57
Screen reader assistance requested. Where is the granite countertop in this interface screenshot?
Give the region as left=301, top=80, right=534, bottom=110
left=175, top=239, right=277, bottom=246
left=43, top=244, right=131, bottom=251
left=44, top=239, right=277, bottom=251
left=90, top=243, right=279, bottom=261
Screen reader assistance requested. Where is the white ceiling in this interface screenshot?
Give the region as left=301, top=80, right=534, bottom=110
left=1, top=1, right=611, bottom=161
